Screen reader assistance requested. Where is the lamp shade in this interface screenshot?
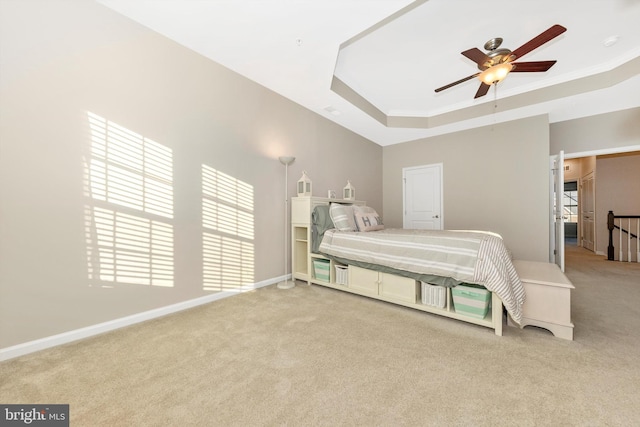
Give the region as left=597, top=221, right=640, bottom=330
left=279, top=156, right=295, bottom=166
left=478, top=62, right=513, bottom=85
left=297, top=171, right=312, bottom=196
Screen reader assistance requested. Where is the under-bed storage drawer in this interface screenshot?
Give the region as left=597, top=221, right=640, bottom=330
left=348, top=266, right=417, bottom=303
left=348, top=266, right=379, bottom=294
left=379, top=274, right=417, bottom=303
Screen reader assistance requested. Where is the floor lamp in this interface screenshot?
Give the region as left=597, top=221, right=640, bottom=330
left=277, top=156, right=296, bottom=289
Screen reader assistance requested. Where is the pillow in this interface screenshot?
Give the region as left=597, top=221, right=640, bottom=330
left=311, top=205, right=335, bottom=253
left=354, top=207, right=384, bottom=232
left=329, top=203, right=357, bottom=231
left=353, top=205, right=377, bottom=215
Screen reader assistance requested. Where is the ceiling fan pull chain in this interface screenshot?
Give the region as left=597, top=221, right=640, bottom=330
left=494, top=83, right=498, bottom=113
left=492, top=83, right=500, bottom=129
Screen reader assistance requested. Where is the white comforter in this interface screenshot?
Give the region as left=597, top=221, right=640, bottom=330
left=319, top=228, right=526, bottom=323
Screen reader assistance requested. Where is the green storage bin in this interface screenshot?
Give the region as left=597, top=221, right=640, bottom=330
left=452, top=285, right=490, bottom=319
left=313, top=259, right=330, bottom=282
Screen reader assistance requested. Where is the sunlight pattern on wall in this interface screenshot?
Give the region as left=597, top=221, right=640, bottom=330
left=86, top=112, right=173, bottom=218
left=85, top=207, right=174, bottom=286
left=202, top=165, right=255, bottom=291
left=84, top=112, right=174, bottom=287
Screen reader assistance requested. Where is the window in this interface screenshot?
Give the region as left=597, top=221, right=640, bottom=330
left=202, top=165, right=254, bottom=291
left=84, top=112, right=174, bottom=287
left=563, top=181, right=578, bottom=223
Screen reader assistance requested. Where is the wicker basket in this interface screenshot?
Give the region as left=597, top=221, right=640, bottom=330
left=335, top=265, right=348, bottom=285
left=421, top=282, right=446, bottom=308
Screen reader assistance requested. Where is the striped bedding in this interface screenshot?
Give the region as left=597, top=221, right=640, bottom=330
left=319, top=228, right=526, bottom=323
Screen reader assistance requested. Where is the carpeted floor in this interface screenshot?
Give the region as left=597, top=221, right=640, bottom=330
left=1, top=245, right=639, bottom=426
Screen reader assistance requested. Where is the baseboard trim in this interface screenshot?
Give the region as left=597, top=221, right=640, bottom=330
left=0, top=275, right=286, bottom=362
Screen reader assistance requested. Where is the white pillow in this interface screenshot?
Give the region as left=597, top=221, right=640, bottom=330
left=353, top=206, right=384, bottom=231
left=329, top=203, right=357, bottom=231
left=353, top=205, right=377, bottom=215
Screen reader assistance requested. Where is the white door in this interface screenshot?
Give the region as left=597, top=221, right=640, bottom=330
left=403, top=164, right=443, bottom=230
left=580, top=172, right=595, bottom=251
left=550, top=151, right=565, bottom=271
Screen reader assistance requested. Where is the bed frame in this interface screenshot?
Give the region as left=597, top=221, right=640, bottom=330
left=291, top=196, right=504, bottom=336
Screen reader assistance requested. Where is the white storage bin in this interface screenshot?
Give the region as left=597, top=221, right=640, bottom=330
left=335, top=265, right=348, bottom=285
left=421, top=282, right=446, bottom=308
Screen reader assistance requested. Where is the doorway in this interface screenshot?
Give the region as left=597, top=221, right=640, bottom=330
left=562, top=147, right=640, bottom=265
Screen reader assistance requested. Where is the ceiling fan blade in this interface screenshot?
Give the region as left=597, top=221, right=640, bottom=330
left=434, top=73, right=480, bottom=93
left=511, top=60, right=557, bottom=72
left=461, top=48, right=491, bottom=66
left=511, top=24, right=567, bottom=60
left=474, top=83, right=491, bottom=99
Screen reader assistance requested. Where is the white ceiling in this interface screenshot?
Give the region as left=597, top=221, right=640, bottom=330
left=97, top=0, right=640, bottom=146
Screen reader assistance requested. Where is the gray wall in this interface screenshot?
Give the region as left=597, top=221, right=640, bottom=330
left=0, top=0, right=382, bottom=348
left=383, top=115, right=551, bottom=262
left=550, top=107, right=640, bottom=156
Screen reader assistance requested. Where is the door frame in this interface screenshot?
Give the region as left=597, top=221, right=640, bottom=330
left=550, top=151, right=565, bottom=271
left=579, top=171, right=596, bottom=251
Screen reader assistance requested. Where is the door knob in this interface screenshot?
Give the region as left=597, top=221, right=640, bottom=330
left=433, top=215, right=439, bottom=218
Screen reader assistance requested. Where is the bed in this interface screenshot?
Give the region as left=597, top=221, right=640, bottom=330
left=312, top=202, right=526, bottom=325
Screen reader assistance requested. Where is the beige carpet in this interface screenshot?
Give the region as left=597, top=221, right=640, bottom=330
left=1, top=245, right=640, bottom=426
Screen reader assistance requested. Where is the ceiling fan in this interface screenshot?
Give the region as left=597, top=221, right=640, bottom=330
left=435, top=24, right=567, bottom=99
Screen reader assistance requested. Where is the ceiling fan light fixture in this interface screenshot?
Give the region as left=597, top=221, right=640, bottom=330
left=478, top=62, right=513, bottom=85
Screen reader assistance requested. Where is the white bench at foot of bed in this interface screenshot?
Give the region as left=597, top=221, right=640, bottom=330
left=508, top=260, right=574, bottom=340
